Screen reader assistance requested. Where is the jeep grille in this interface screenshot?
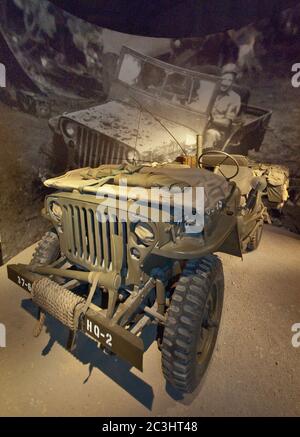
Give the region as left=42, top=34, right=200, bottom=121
left=61, top=200, right=128, bottom=274
left=75, top=126, right=130, bottom=167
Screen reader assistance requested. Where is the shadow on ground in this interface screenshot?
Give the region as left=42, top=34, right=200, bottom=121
left=21, top=298, right=156, bottom=410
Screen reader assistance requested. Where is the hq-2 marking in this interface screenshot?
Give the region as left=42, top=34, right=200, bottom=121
left=85, top=317, right=113, bottom=347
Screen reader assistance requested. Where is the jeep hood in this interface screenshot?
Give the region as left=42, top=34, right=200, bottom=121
left=44, top=164, right=231, bottom=213
left=64, top=100, right=199, bottom=161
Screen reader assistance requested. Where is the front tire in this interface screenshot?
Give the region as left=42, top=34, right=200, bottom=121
left=161, top=255, right=224, bottom=393
left=30, top=231, right=60, bottom=266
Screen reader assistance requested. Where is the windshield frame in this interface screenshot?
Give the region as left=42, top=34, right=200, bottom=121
left=114, top=46, right=220, bottom=117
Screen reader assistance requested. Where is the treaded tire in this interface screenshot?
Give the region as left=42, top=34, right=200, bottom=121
left=30, top=231, right=60, bottom=266
left=161, top=255, right=224, bottom=393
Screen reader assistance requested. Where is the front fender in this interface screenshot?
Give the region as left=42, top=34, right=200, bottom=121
left=48, top=115, right=61, bottom=135
left=152, top=214, right=242, bottom=259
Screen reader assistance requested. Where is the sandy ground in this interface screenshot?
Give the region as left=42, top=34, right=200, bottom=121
left=0, top=225, right=299, bottom=417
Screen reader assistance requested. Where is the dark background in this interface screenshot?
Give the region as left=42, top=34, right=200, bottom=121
left=49, top=0, right=298, bottom=37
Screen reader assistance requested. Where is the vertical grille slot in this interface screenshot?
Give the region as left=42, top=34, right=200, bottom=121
left=77, top=126, right=84, bottom=167
left=83, top=130, right=89, bottom=167
left=88, top=132, right=95, bottom=167
left=104, top=139, right=110, bottom=163
left=98, top=217, right=105, bottom=267
left=101, top=214, right=111, bottom=269
left=74, top=206, right=83, bottom=257
left=94, top=135, right=100, bottom=167
left=87, top=209, right=96, bottom=265
left=94, top=209, right=112, bottom=270
left=79, top=207, right=88, bottom=259
left=93, top=209, right=103, bottom=266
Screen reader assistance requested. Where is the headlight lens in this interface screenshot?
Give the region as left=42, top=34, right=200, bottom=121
left=134, top=222, right=155, bottom=245
left=50, top=201, right=63, bottom=222
left=64, top=121, right=77, bottom=138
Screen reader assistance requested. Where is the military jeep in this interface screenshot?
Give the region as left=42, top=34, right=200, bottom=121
left=8, top=155, right=268, bottom=393
left=47, top=46, right=288, bottom=209
left=50, top=45, right=270, bottom=168
left=7, top=47, right=288, bottom=393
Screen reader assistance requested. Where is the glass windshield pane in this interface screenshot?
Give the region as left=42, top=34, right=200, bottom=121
left=118, top=53, right=166, bottom=95
left=187, top=78, right=216, bottom=113
left=139, top=62, right=166, bottom=93
left=118, top=53, right=143, bottom=86
left=161, top=72, right=191, bottom=106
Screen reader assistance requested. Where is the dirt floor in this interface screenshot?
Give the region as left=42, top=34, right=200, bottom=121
left=0, top=225, right=299, bottom=417
left=0, top=102, right=51, bottom=263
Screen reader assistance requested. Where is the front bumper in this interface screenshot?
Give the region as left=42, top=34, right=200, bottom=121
left=7, top=264, right=144, bottom=371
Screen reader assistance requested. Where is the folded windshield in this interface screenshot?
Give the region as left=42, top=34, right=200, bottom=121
left=118, top=52, right=217, bottom=114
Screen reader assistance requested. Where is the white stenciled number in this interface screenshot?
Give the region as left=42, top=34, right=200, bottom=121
left=18, top=276, right=25, bottom=287
left=106, top=333, right=112, bottom=347
left=17, top=276, right=31, bottom=291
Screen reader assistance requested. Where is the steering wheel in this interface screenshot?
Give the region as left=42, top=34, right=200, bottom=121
left=198, top=149, right=240, bottom=181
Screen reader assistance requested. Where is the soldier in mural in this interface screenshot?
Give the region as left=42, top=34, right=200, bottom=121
left=203, top=63, right=241, bottom=148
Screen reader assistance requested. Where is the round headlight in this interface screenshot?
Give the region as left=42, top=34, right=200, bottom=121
left=64, top=121, right=77, bottom=138
left=134, top=222, right=155, bottom=245
left=50, top=202, right=63, bottom=222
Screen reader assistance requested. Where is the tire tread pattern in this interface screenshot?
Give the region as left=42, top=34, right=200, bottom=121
left=161, top=255, right=224, bottom=392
